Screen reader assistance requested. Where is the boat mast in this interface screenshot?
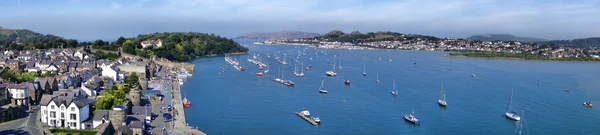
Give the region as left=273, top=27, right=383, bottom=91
left=506, top=89, right=514, bottom=112
left=320, top=80, right=324, bottom=89
left=393, top=79, right=396, bottom=91
left=301, top=62, right=304, bottom=74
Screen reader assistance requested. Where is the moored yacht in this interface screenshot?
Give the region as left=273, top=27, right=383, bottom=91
left=391, top=79, right=398, bottom=96
left=438, top=85, right=447, bottom=106
left=404, top=111, right=420, bottom=125
left=319, top=80, right=328, bottom=93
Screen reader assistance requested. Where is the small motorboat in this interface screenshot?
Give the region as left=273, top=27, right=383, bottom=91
left=258, top=67, right=263, bottom=70
left=471, top=74, right=476, bottom=77
left=312, top=117, right=321, bottom=123
left=404, top=112, right=420, bottom=125
left=584, top=101, right=593, bottom=107
left=285, top=80, right=295, bottom=86
left=344, top=80, right=351, bottom=85
left=256, top=72, right=263, bottom=76
left=565, top=89, right=571, bottom=92
left=326, top=71, right=337, bottom=76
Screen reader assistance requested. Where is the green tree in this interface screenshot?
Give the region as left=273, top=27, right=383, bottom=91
left=95, top=93, right=116, bottom=110
left=115, top=36, right=126, bottom=46
left=122, top=40, right=136, bottom=54
left=125, top=73, right=139, bottom=88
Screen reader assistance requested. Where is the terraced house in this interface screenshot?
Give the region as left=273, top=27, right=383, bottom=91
left=39, top=91, right=90, bottom=130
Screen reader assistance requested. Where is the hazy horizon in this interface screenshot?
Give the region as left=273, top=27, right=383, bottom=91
left=1, top=0, right=599, bottom=41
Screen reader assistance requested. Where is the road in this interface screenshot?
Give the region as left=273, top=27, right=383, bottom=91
left=0, top=106, right=42, bottom=135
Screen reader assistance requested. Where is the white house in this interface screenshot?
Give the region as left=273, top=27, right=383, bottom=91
left=140, top=39, right=163, bottom=48
left=80, top=83, right=98, bottom=97
left=101, top=64, right=120, bottom=81
left=92, top=110, right=110, bottom=128
left=43, top=65, right=59, bottom=73
left=74, top=51, right=85, bottom=60
left=40, top=93, right=90, bottom=130
left=7, top=84, right=29, bottom=106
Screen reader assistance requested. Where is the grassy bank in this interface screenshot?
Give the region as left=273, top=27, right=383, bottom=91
left=448, top=52, right=600, bottom=62
left=50, top=129, right=98, bottom=135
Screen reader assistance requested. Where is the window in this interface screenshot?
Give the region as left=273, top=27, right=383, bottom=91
left=71, top=107, right=75, bottom=111
left=61, top=113, right=65, bottom=118
left=70, top=114, right=77, bottom=120
left=50, top=105, right=55, bottom=109
left=61, top=106, right=65, bottom=110
left=50, top=112, right=56, bottom=118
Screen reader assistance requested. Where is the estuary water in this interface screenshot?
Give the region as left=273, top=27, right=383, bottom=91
left=181, top=40, right=600, bottom=135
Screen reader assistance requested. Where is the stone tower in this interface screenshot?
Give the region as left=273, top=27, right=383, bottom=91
left=109, top=108, right=126, bottom=133
left=129, top=89, right=142, bottom=106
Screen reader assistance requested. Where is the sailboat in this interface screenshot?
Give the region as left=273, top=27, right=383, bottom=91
left=391, top=79, right=398, bottom=96
left=375, top=73, right=379, bottom=83
left=338, top=61, right=342, bottom=70
left=294, top=63, right=304, bottom=77
left=325, top=59, right=337, bottom=76
left=362, top=64, right=367, bottom=76
left=273, top=68, right=282, bottom=83
left=504, top=89, right=521, bottom=121
left=438, top=85, right=447, bottom=106
left=264, top=61, right=270, bottom=73
left=319, top=80, right=328, bottom=93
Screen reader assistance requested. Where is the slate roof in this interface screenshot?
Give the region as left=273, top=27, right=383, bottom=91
left=94, top=110, right=110, bottom=121
left=131, top=106, right=151, bottom=116
left=35, top=77, right=48, bottom=89
left=126, top=115, right=145, bottom=129
left=6, top=59, right=19, bottom=64
left=40, top=92, right=89, bottom=108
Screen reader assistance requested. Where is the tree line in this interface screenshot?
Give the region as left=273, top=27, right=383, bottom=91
left=92, top=32, right=248, bottom=61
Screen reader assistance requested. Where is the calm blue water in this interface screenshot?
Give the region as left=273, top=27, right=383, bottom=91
left=181, top=40, right=600, bottom=135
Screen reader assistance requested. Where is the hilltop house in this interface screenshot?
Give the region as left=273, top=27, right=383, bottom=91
left=140, top=39, right=163, bottom=48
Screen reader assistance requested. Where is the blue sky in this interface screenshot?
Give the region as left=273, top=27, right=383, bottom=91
left=1, top=0, right=599, bottom=41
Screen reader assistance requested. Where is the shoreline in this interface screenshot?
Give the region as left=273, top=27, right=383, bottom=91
left=171, top=77, right=206, bottom=135
left=446, top=54, right=600, bottom=63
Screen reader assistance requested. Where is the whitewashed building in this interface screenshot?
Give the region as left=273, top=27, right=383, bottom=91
left=7, top=84, right=29, bottom=106
left=39, top=92, right=90, bottom=130
left=101, top=64, right=121, bottom=81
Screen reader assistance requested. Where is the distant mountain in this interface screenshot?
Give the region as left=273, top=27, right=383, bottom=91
left=467, top=34, right=547, bottom=42
left=235, top=31, right=321, bottom=40
left=0, top=27, right=78, bottom=49
left=541, top=37, right=600, bottom=47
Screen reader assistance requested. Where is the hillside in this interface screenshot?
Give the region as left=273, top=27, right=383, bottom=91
left=115, top=32, right=248, bottom=61
left=235, top=31, right=321, bottom=40
left=313, top=30, right=440, bottom=43
left=467, top=34, right=547, bottom=42
left=0, top=27, right=79, bottom=49
left=541, top=37, right=600, bottom=47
